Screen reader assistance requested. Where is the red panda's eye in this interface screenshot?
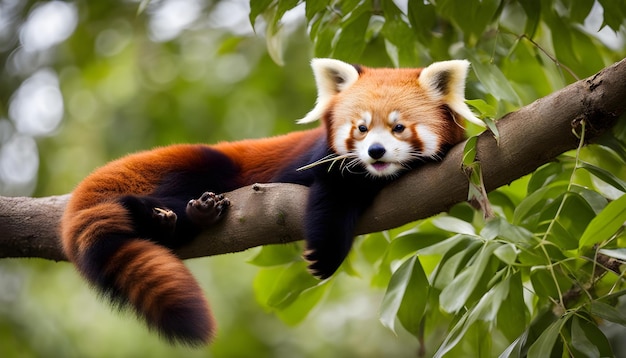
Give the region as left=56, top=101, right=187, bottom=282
left=358, top=125, right=368, bottom=133
left=392, top=124, right=405, bottom=133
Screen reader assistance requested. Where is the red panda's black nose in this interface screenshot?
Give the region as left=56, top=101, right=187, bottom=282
left=368, top=143, right=386, bottom=160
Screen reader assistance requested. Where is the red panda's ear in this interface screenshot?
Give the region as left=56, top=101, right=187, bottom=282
left=298, top=58, right=360, bottom=124
left=419, top=60, right=484, bottom=127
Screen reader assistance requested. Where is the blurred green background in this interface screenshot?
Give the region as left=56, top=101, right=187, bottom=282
left=2, top=0, right=626, bottom=357
left=0, top=0, right=418, bottom=357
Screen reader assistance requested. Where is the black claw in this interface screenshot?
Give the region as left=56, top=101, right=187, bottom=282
left=303, top=249, right=338, bottom=280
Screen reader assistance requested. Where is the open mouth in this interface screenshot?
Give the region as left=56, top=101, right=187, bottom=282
left=371, top=161, right=391, bottom=171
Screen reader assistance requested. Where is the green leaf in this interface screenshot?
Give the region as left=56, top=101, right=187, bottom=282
left=579, top=193, right=626, bottom=248
left=499, top=333, right=527, bottom=358
left=590, top=301, right=626, bottom=326
left=530, top=267, right=569, bottom=299
left=275, top=0, right=302, bottom=28
left=579, top=161, right=626, bottom=192
left=570, top=185, right=609, bottom=215
left=384, top=229, right=448, bottom=263
left=598, top=289, right=626, bottom=302
left=248, top=244, right=302, bottom=267
left=527, top=315, right=570, bottom=357
left=436, top=277, right=512, bottom=357
left=513, top=182, right=569, bottom=226
left=519, top=0, right=541, bottom=37
left=598, top=0, right=626, bottom=32
left=380, top=1, right=416, bottom=66
left=276, top=282, right=329, bottom=325
left=542, top=4, right=586, bottom=80
left=313, top=22, right=336, bottom=57
left=253, top=261, right=319, bottom=310
left=487, top=190, right=518, bottom=221
left=465, top=98, right=496, bottom=119
left=462, top=135, right=478, bottom=167
left=568, top=0, right=595, bottom=23
left=332, top=3, right=371, bottom=62
left=570, top=28, right=606, bottom=78
left=359, top=232, right=389, bottom=264
left=407, top=0, right=436, bottom=44
left=527, top=161, right=574, bottom=194
left=337, top=0, right=364, bottom=15
left=493, top=243, right=519, bottom=265
left=432, top=216, right=476, bottom=235
left=249, top=0, right=275, bottom=26
left=497, top=273, right=527, bottom=341
left=570, top=316, right=601, bottom=357
left=380, top=256, right=409, bottom=331
left=257, top=0, right=299, bottom=66
left=480, top=217, right=534, bottom=248
left=432, top=240, right=481, bottom=290
left=539, top=192, right=597, bottom=250
left=418, top=233, right=473, bottom=256
left=478, top=110, right=499, bottom=142
left=595, top=135, right=626, bottom=164
left=305, top=0, right=329, bottom=21
left=265, top=17, right=285, bottom=65
left=380, top=256, right=429, bottom=336
left=570, top=315, right=614, bottom=357
left=437, top=0, right=500, bottom=39
left=465, top=52, right=522, bottom=105
left=439, top=242, right=498, bottom=313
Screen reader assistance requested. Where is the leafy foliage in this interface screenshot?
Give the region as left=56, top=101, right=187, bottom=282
left=1, top=0, right=626, bottom=356
left=249, top=0, right=626, bottom=356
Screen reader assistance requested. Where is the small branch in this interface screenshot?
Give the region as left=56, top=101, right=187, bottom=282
left=1, top=58, right=625, bottom=261
left=518, top=33, right=579, bottom=81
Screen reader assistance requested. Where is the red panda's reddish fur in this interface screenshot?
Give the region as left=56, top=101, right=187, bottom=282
left=60, top=58, right=480, bottom=346
left=61, top=145, right=220, bottom=344
left=213, top=127, right=325, bottom=183
left=60, top=131, right=324, bottom=345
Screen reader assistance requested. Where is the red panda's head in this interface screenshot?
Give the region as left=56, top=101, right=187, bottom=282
left=299, top=58, right=482, bottom=178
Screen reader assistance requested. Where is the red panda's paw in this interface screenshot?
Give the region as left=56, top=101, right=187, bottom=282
left=152, top=207, right=178, bottom=234
left=303, top=248, right=340, bottom=280
left=186, top=192, right=230, bottom=228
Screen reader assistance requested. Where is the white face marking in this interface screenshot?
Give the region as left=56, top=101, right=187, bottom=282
left=332, top=111, right=372, bottom=154
left=354, top=124, right=412, bottom=178
left=415, top=124, right=440, bottom=158
left=362, top=111, right=372, bottom=126
left=332, top=122, right=351, bottom=155
left=388, top=110, right=400, bottom=124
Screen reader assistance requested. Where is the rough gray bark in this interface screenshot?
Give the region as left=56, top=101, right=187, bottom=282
left=1, top=58, right=625, bottom=261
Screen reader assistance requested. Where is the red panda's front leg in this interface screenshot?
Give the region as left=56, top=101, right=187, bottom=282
left=303, top=180, right=381, bottom=279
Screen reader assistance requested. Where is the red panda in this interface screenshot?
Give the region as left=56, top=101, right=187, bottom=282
left=60, top=58, right=482, bottom=346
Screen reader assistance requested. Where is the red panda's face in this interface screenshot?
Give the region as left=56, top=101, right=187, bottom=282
left=328, top=69, right=463, bottom=177
left=299, top=59, right=483, bottom=178
left=339, top=109, right=418, bottom=177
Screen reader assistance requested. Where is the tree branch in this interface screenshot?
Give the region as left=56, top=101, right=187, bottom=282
left=1, top=58, right=625, bottom=261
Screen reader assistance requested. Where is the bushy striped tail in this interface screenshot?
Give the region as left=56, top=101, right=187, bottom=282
left=61, top=202, right=215, bottom=345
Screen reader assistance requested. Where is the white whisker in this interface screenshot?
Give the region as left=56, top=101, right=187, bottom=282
left=296, top=153, right=354, bottom=171
left=335, top=156, right=348, bottom=172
